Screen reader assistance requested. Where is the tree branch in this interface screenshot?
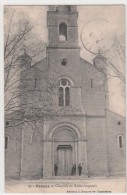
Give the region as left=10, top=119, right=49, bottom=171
left=4, top=10, right=15, bottom=57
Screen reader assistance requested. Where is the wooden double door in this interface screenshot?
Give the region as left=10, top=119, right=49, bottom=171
left=57, top=145, right=72, bottom=176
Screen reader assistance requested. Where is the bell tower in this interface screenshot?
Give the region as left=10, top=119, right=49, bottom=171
left=44, top=6, right=86, bottom=178
left=47, top=5, right=78, bottom=48
left=47, top=5, right=83, bottom=113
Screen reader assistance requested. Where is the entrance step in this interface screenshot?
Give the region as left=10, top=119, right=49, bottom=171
left=46, top=175, right=88, bottom=180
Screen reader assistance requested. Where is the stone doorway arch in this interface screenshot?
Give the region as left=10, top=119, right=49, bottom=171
left=49, top=123, right=80, bottom=176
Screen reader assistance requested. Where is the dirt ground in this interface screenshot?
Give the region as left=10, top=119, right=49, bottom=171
left=5, top=177, right=126, bottom=193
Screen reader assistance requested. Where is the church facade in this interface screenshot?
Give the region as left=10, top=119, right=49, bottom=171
left=5, top=5, right=125, bottom=179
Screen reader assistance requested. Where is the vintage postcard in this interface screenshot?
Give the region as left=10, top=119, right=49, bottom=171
left=4, top=4, right=126, bottom=193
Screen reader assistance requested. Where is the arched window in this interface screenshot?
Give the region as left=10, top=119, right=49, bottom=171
left=59, top=87, right=64, bottom=106
left=59, top=79, right=70, bottom=106
left=65, top=87, right=70, bottom=106
left=5, top=135, right=9, bottom=150
left=67, top=5, right=71, bottom=12
left=59, top=22, right=67, bottom=41
left=118, top=135, right=123, bottom=149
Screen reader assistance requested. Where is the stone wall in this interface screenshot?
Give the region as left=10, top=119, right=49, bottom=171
left=5, top=125, right=22, bottom=179
left=81, top=58, right=107, bottom=116
left=86, top=116, right=109, bottom=176
left=42, top=115, right=88, bottom=177
left=20, top=122, right=43, bottom=179
left=106, top=110, right=126, bottom=176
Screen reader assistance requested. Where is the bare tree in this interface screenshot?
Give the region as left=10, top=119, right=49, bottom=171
left=104, top=35, right=125, bottom=83
left=4, top=8, right=46, bottom=129
left=103, top=35, right=125, bottom=99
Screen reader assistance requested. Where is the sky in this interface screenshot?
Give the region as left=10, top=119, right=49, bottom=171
left=7, top=5, right=125, bottom=62
left=5, top=5, right=125, bottom=116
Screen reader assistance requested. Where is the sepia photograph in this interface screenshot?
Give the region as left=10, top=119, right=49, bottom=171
left=4, top=4, right=126, bottom=193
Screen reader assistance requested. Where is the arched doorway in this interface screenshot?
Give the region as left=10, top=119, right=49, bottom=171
left=50, top=125, right=79, bottom=176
